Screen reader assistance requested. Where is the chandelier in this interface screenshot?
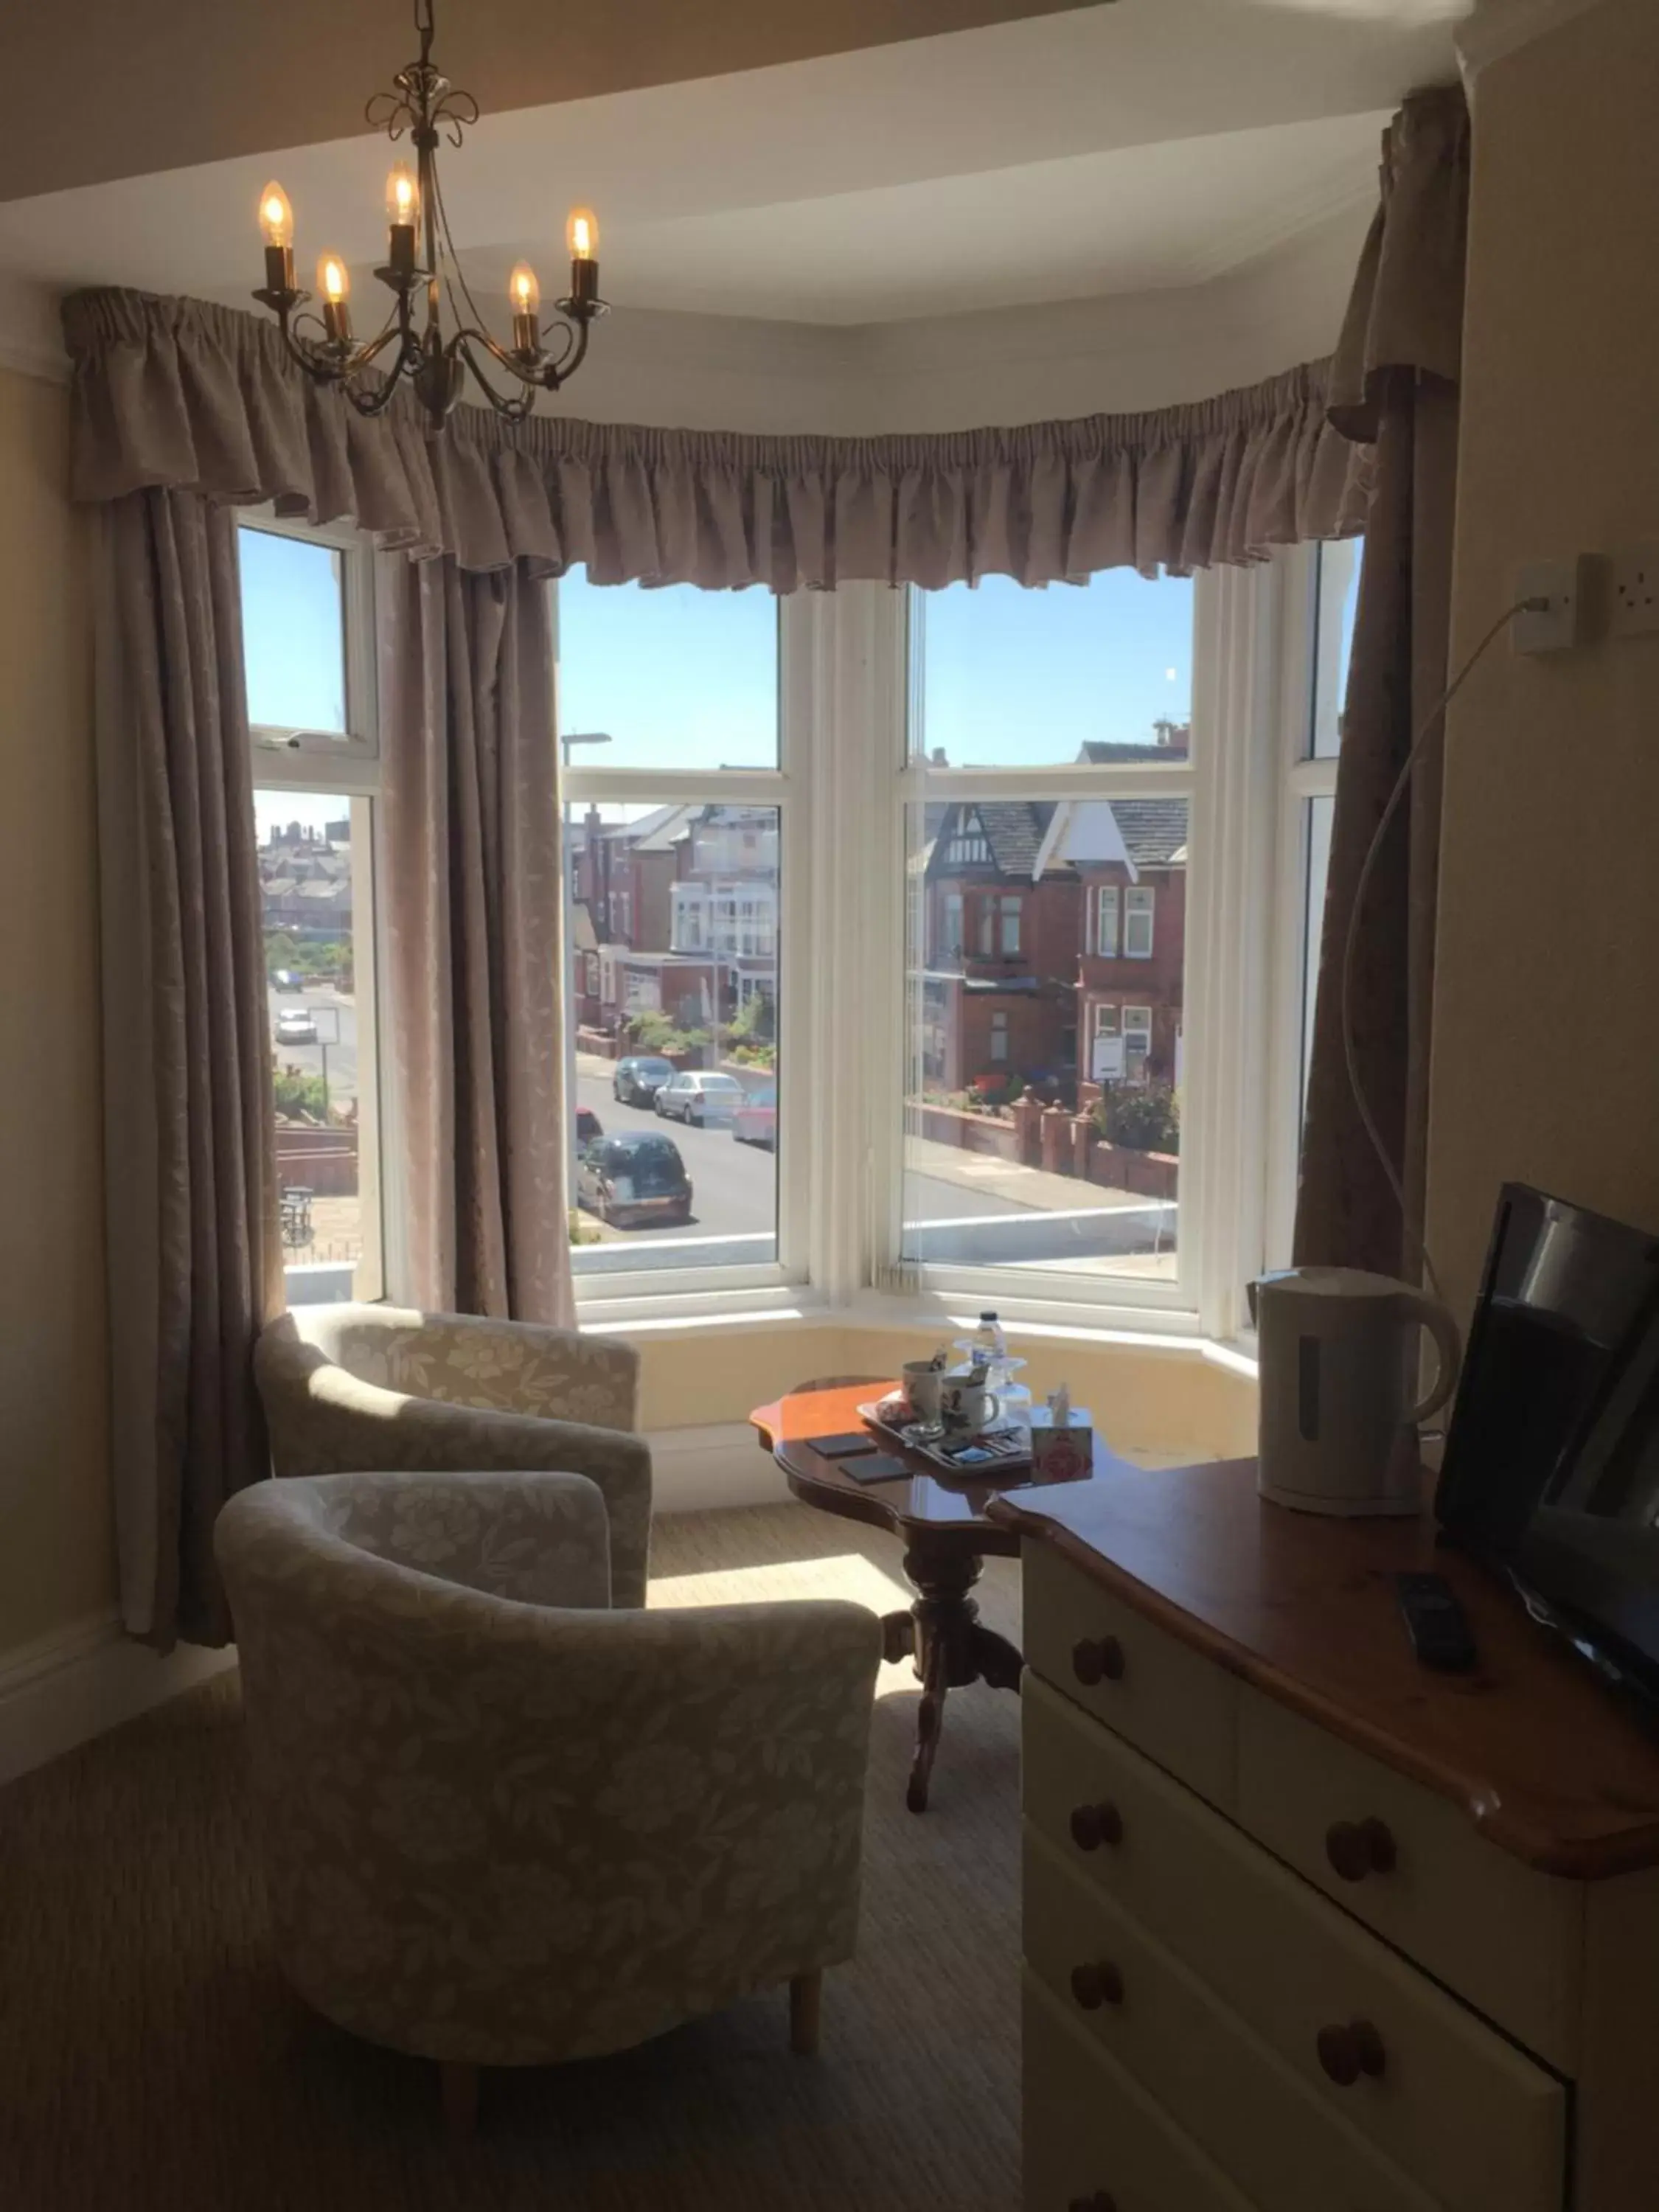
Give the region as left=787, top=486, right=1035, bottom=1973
left=252, top=0, right=605, bottom=428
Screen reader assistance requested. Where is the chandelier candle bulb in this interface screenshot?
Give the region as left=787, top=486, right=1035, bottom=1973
left=317, top=254, right=353, bottom=346
left=566, top=206, right=600, bottom=309
left=508, top=262, right=541, bottom=354
left=257, top=181, right=295, bottom=296
left=385, top=163, right=420, bottom=276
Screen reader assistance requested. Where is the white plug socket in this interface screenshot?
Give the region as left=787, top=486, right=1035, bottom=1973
left=1512, top=557, right=1586, bottom=653
left=1607, top=544, right=1659, bottom=639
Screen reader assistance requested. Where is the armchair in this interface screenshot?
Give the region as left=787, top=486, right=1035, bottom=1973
left=215, top=1470, right=881, bottom=2129
left=254, top=1304, right=651, bottom=1605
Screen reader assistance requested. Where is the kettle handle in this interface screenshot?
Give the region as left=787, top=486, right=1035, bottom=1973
left=1394, top=1290, right=1462, bottom=1425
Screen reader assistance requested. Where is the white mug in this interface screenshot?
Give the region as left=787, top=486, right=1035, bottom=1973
left=939, top=1371, right=1001, bottom=1436
left=902, top=1360, right=946, bottom=1425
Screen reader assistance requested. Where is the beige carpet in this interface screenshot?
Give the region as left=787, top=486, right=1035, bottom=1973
left=1, top=1505, right=1023, bottom=2211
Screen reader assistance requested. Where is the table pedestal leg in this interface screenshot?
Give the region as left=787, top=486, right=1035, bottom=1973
left=892, top=1545, right=1023, bottom=1813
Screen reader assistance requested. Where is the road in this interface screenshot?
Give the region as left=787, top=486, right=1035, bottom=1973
left=268, top=983, right=358, bottom=1105
left=570, top=1068, right=1176, bottom=1277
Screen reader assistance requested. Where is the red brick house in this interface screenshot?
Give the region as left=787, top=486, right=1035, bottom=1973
left=1040, top=794, right=1187, bottom=1091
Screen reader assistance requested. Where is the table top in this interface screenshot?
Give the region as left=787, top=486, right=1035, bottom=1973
left=751, top=1377, right=1127, bottom=1554
left=987, top=1456, right=1659, bottom=1880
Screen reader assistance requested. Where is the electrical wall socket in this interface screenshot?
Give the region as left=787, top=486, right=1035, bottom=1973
left=1512, top=557, right=1586, bottom=653
left=1607, top=544, right=1659, bottom=639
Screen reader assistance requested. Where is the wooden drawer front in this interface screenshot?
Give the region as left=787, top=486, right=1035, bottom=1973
left=1023, top=1969, right=1255, bottom=2212
left=1025, top=1827, right=1442, bottom=2212
left=1023, top=1541, right=1238, bottom=1811
left=1023, top=1674, right=1566, bottom=2212
left=1238, top=1688, right=1583, bottom=2073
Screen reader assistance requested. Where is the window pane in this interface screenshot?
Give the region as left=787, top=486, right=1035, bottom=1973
left=903, top=794, right=1185, bottom=1282
left=257, top=791, right=378, bottom=1300
left=911, top=571, right=1194, bottom=768
left=567, top=801, right=779, bottom=1277
left=1301, top=793, right=1335, bottom=1107
left=239, top=528, right=348, bottom=733
left=556, top=571, right=779, bottom=771
left=1310, top=539, right=1361, bottom=759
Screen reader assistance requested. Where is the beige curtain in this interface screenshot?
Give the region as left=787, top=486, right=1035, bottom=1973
left=63, top=289, right=1367, bottom=588
left=378, top=555, right=574, bottom=1326
left=1295, top=86, right=1470, bottom=1279
left=96, top=491, right=282, bottom=1648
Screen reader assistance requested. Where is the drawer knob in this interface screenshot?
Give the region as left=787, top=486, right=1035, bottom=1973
left=1316, top=2019, right=1386, bottom=2087
left=1071, top=1635, right=1126, bottom=1686
left=1068, top=2197, right=1117, bottom=2212
left=1069, top=1959, right=1125, bottom=2011
left=1324, top=1817, right=1397, bottom=1882
left=1068, top=1800, right=1124, bottom=1851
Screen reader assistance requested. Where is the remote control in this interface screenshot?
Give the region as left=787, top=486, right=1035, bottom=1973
left=1394, top=1571, right=1478, bottom=1672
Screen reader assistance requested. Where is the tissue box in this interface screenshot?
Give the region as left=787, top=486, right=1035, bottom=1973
left=1029, top=1406, right=1094, bottom=1484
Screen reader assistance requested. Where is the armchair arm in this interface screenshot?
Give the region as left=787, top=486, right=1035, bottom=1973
left=258, top=1355, right=653, bottom=1607
left=314, top=1468, right=611, bottom=1610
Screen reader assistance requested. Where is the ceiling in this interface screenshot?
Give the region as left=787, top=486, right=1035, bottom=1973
left=0, top=0, right=1464, bottom=333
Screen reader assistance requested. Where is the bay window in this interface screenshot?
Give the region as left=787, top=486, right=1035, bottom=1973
left=1124, top=886, right=1155, bottom=957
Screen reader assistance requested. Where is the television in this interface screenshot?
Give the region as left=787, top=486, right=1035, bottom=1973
left=1435, top=1183, right=1659, bottom=1701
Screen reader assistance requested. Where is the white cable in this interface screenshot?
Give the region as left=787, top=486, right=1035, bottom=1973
left=1338, top=597, right=1542, bottom=1302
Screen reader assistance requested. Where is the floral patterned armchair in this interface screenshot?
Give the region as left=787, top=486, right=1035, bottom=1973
left=254, top=1304, right=652, bottom=1606
left=215, top=1468, right=882, bottom=2131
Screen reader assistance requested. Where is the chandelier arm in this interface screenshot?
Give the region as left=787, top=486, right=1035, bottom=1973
left=450, top=330, right=541, bottom=421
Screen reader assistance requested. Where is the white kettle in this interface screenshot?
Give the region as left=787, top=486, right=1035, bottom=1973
left=1248, top=1267, right=1462, bottom=1517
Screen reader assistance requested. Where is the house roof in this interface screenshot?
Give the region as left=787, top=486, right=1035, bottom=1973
left=1110, top=799, right=1189, bottom=868
left=1079, top=734, right=1190, bottom=765
left=965, top=801, right=1056, bottom=877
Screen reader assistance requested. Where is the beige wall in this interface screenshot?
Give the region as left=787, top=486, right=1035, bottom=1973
left=1427, top=0, right=1659, bottom=1324
left=633, top=1318, right=1256, bottom=1467
left=0, top=365, right=115, bottom=1658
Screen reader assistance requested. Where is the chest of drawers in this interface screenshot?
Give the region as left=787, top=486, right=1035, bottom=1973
left=990, top=1457, right=1659, bottom=2212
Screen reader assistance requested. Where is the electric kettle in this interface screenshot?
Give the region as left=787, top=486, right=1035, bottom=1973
left=1248, top=1267, right=1462, bottom=1516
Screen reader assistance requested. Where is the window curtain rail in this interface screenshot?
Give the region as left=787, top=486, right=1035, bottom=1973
left=63, top=287, right=1366, bottom=591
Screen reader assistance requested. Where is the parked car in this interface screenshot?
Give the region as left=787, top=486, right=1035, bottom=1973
left=575, top=1131, right=693, bottom=1229
left=275, top=1009, right=318, bottom=1045
left=731, top=1085, right=777, bottom=1149
left=576, top=1105, right=602, bottom=1147
left=655, top=1071, right=747, bottom=1127
left=272, top=969, right=305, bottom=994
left=613, top=1054, right=676, bottom=1107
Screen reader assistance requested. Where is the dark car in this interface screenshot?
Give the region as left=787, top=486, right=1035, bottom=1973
left=575, top=1105, right=602, bottom=1147
left=272, top=969, right=305, bottom=993
left=613, top=1054, right=676, bottom=1107
left=575, top=1130, right=692, bottom=1228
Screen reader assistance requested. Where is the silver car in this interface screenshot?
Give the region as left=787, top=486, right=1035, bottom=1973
left=653, top=1071, right=747, bottom=1127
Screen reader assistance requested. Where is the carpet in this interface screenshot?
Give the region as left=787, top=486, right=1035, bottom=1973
left=1, top=1503, right=1023, bottom=2211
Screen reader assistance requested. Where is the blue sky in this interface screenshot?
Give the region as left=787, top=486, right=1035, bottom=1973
left=240, top=529, right=1204, bottom=793
left=557, top=566, right=1195, bottom=771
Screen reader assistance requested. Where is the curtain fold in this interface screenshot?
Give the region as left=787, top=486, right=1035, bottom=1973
left=1295, top=84, right=1470, bottom=1280
left=379, top=554, right=574, bottom=1326
left=63, top=288, right=1367, bottom=588
left=96, top=491, right=282, bottom=1648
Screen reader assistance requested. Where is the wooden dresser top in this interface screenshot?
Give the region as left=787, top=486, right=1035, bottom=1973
left=987, top=1457, right=1659, bottom=1879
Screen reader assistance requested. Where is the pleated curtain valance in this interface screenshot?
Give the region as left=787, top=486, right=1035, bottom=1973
left=63, top=287, right=1366, bottom=590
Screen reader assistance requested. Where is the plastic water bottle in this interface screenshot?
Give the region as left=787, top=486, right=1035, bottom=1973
left=970, top=1311, right=1006, bottom=1364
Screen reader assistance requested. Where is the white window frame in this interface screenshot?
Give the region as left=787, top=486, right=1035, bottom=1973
left=1095, top=884, right=1120, bottom=957
left=942, top=891, right=964, bottom=956
left=1122, top=1004, right=1154, bottom=1072
left=1124, top=885, right=1155, bottom=959
left=998, top=894, right=1022, bottom=956
left=989, top=1009, right=1010, bottom=1062
left=239, top=507, right=389, bottom=1305
left=559, top=585, right=806, bottom=1320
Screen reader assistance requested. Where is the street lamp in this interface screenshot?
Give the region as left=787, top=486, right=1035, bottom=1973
left=560, top=732, right=611, bottom=1196
left=561, top=730, right=611, bottom=766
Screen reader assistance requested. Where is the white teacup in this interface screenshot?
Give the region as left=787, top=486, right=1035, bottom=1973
left=939, top=1371, right=1001, bottom=1436
left=902, top=1360, right=946, bottom=1426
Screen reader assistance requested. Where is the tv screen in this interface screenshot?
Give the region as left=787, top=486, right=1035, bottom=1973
left=1436, top=1183, right=1659, bottom=1559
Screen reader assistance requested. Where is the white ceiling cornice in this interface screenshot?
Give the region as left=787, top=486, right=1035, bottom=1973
left=1456, top=0, right=1613, bottom=83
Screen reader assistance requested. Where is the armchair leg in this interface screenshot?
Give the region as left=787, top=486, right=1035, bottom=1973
left=789, top=1970, right=822, bottom=2057
left=439, top=2062, right=479, bottom=2140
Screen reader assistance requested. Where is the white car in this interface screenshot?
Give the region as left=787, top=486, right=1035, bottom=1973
left=653, top=1071, right=746, bottom=1127
left=276, top=1009, right=318, bottom=1046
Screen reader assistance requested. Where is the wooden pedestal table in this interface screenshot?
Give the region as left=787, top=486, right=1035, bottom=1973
left=751, top=1377, right=1113, bottom=1813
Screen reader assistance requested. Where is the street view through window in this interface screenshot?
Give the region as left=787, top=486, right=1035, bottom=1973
left=240, top=524, right=377, bottom=1298
left=558, top=574, right=781, bottom=1277
left=903, top=572, right=1193, bottom=1283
